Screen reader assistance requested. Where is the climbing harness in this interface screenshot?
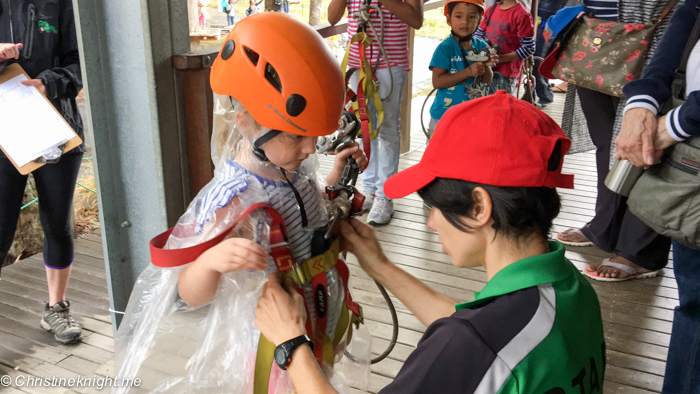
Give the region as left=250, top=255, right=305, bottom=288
left=317, top=112, right=399, bottom=365
left=340, top=0, right=394, bottom=161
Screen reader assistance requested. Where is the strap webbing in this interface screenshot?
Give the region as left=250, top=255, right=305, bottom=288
left=149, top=203, right=289, bottom=268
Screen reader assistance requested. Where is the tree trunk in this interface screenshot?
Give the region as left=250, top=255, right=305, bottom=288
left=265, top=0, right=276, bottom=12
left=309, top=0, right=322, bottom=26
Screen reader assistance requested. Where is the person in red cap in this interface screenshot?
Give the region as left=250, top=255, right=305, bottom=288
left=254, top=91, right=607, bottom=393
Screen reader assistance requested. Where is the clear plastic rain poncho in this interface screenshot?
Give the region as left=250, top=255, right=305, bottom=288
left=113, top=94, right=371, bottom=394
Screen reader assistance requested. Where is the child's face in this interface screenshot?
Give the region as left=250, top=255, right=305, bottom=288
left=235, top=110, right=317, bottom=171
left=447, top=3, right=481, bottom=37
left=263, top=132, right=317, bottom=171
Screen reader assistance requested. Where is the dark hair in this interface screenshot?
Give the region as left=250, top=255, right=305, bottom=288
left=418, top=178, right=561, bottom=242
left=447, top=2, right=481, bottom=16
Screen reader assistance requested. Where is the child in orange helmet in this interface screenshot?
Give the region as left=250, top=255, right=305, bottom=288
left=113, top=13, right=371, bottom=394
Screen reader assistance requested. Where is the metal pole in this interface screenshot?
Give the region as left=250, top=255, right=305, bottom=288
left=71, top=0, right=191, bottom=331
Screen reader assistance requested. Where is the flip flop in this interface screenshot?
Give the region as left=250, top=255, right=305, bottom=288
left=556, top=228, right=594, bottom=247
left=582, top=258, right=660, bottom=282
left=552, top=82, right=568, bottom=93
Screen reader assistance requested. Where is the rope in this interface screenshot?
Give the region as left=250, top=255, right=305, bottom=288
left=354, top=1, right=394, bottom=100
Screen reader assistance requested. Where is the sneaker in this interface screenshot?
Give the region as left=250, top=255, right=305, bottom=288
left=41, top=300, right=82, bottom=344
left=367, top=197, right=393, bottom=226
left=362, top=193, right=375, bottom=212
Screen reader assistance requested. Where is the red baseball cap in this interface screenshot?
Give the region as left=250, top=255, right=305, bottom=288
left=384, top=91, right=574, bottom=199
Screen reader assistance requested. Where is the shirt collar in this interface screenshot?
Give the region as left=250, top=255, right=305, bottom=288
left=455, top=241, right=572, bottom=310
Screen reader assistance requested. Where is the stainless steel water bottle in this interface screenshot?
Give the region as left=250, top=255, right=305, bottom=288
left=605, top=159, right=646, bottom=197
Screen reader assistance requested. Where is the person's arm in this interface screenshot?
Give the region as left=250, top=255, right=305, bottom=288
left=256, top=273, right=339, bottom=394
left=35, top=0, right=82, bottom=101
left=662, top=90, right=700, bottom=140
left=432, top=64, right=484, bottom=89
left=178, top=204, right=268, bottom=306
left=622, top=0, right=699, bottom=116
left=339, top=218, right=456, bottom=327
left=497, top=11, right=535, bottom=64
left=328, top=0, right=348, bottom=26
left=377, top=0, right=424, bottom=29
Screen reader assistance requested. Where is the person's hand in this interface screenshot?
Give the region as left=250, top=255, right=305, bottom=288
left=255, top=272, right=308, bottom=346
left=485, top=52, right=499, bottom=67
left=339, top=217, right=390, bottom=277
left=197, top=238, right=268, bottom=274
left=333, top=142, right=368, bottom=171
left=0, top=43, right=22, bottom=60
left=467, top=62, right=486, bottom=77
left=654, top=114, right=680, bottom=151
left=614, top=108, right=663, bottom=166
left=21, top=79, right=47, bottom=96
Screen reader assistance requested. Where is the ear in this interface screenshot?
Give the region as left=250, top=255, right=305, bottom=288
left=470, top=187, right=493, bottom=227
left=446, top=14, right=452, bottom=27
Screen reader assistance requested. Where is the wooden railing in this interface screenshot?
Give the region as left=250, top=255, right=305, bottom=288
left=173, top=0, right=445, bottom=196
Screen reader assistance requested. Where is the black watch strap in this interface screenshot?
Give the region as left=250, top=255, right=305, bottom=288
left=274, top=334, right=314, bottom=370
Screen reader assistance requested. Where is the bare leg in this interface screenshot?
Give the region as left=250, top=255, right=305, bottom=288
left=46, top=266, right=72, bottom=305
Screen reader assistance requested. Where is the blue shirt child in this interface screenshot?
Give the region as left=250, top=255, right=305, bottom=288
left=429, top=36, right=489, bottom=120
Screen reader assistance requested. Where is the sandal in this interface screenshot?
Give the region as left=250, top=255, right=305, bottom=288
left=582, top=258, right=660, bottom=282
left=556, top=228, right=594, bottom=247
left=552, top=82, right=568, bottom=93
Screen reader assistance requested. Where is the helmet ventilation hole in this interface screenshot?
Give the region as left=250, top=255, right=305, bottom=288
left=244, top=47, right=259, bottom=66
left=265, top=63, right=283, bottom=93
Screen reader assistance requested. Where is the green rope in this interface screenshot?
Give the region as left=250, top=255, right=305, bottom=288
left=20, top=198, right=39, bottom=210
left=76, top=182, right=97, bottom=194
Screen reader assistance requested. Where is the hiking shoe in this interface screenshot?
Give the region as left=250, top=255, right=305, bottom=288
left=362, top=193, right=375, bottom=212
left=367, top=197, right=393, bottom=226
left=41, top=300, right=82, bottom=344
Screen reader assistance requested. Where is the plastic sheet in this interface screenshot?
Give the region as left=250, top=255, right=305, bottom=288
left=113, top=94, right=371, bottom=393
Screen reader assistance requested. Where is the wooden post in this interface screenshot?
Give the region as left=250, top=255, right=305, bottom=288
left=399, top=27, right=415, bottom=154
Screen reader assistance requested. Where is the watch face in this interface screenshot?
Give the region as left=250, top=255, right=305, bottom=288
left=274, top=347, right=287, bottom=366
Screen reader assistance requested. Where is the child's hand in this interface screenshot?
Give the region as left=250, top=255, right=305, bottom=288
left=327, top=142, right=367, bottom=185
left=486, top=52, right=499, bottom=67
left=199, top=238, right=268, bottom=273
left=335, top=142, right=367, bottom=169
left=467, top=62, right=486, bottom=77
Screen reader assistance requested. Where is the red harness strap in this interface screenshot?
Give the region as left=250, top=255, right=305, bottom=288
left=149, top=203, right=291, bottom=268
left=334, top=259, right=361, bottom=317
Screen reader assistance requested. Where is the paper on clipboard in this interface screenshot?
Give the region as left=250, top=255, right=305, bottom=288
left=0, top=73, right=77, bottom=167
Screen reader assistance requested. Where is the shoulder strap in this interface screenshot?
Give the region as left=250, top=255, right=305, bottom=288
left=679, top=16, right=700, bottom=74
left=485, top=0, right=500, bottom=28
left=656, top=0, right=681, bottom=25
left=149, top=203, right=290, bottom=268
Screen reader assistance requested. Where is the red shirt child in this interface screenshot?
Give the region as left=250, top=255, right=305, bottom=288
left=476, top=1, right=535, bottom=79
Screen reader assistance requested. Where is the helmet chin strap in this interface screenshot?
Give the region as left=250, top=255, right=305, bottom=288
left=451, top=30, right=474, bottom=44
left=252, top=128, right=309, bottom=228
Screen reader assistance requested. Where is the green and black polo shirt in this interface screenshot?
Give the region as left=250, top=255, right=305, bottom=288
left=379, top=241, right=606, bottom=394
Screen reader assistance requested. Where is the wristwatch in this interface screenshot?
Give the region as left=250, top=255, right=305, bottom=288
left=274, top=334, right=314, bottom=370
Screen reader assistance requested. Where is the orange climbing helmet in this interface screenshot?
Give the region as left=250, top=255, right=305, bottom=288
left=210, top=13, right=345, bottom=137
left=444, top=0, right=485, bottom=16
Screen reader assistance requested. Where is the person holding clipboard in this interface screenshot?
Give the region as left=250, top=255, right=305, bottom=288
left=0, top=0, right=85, bottom=344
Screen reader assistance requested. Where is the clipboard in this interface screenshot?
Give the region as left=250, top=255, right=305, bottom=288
left=0, top=63, right=83, bottom=175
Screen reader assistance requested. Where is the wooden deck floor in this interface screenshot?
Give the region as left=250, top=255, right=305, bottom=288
left=0, top=93, right=676, bottom=393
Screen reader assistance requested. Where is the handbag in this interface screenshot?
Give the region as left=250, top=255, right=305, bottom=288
left=552, top=0, right=679, bottom=97
left=626, top=16, right=700, bottom=249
